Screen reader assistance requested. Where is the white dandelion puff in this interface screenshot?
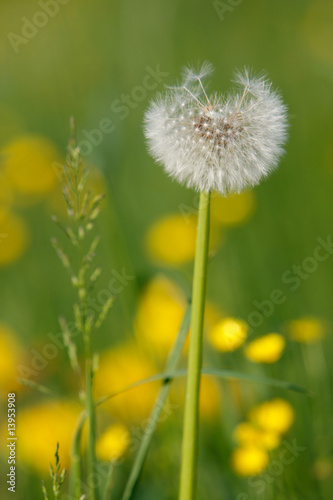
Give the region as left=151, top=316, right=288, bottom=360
left=144, top=63, right=288, bottom=195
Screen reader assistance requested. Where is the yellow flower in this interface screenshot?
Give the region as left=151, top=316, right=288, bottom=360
left=96, top=424, right=129, bottom=462
left=2, top=135, right=59, bottom=200
left=145, top=212, right=222, bottom=266
left=313, top=458, right=333, bottom=481
left=210, top=191, right=256, bottom=226
left=145, top=214, right=198, bottom=265
left=233, top=422, right=281, bottom=450
left=299, top=1, right=333, bottom=65
left=135, top=275, right=187, bottom=356
left=16, top=400, right=81, bottom=474
left=94, top=343, right=158, bottom=423
left=231, top=445, right=269, bottom=476
left=244, top=333, right=286, bottom=363
left=208, top=317, right=248, bottom=352
left=249, top=398, right=294, bottom=435
left=287, top=317, right=326, bottom=343
left=0, top=212, right=29, bottom=266
left=0, top=322, right=23, bottom=397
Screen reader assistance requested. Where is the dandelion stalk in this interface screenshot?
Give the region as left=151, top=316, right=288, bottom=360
left=178, top=190, right=210, bottom=500
left=143, top=63, right=288, bottom=500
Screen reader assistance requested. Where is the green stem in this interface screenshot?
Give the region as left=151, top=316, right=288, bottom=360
left=85, top=348, right=99, bottom=500
left=70, top=411, right=86, bottom=499
left=178, top=191, right=210, bottom=500
left=103, top=463, right=115, bottom=500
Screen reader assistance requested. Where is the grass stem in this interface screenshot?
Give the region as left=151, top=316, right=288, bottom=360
left=85, top=352, right=99, bottom=500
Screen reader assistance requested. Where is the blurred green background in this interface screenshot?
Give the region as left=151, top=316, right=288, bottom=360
left=1, top=0, right=333, bottom=499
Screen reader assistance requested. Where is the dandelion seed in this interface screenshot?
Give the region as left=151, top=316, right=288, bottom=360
left=144, top=63, right=288, bottom=195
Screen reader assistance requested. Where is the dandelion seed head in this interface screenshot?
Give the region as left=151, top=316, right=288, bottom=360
left=144, top=63, right=288, bottom=195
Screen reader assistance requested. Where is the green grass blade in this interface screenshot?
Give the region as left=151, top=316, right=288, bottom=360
left=202, top=367, right=310, bottom=395
left=97, top=366, right=309, bottom=406
left=120, top=305, right=191, bottom=500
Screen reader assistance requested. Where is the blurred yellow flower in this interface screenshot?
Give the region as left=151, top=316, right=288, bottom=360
left=231, top=399, right=294, bottom=476
left=249, top=398, right=294, bottom=435
left=96, top=424, right=129, bottom=462
left=0, top=212, right=29, bottom=266
left=300, top=1, right=333, bottom=65
left=2, top=135, right=59, bottom=200
left=135, top=275, right=187, bottom=355
left=208, top=317, right=248, bottom=352
left=0, top=322, right=23, bottom=397
left=244, top=333, right=286, bottom=363
left=94, top=343, right=158, bottom=423
left=210, top=191, right=255, bottom=226
left=233, top=422, right=281, bottom=450
left=313, top=458, right=333, bottom=481
left=231, top=445, right=269, bottom=477
left=145, top=214, right=198, bottom=265
left=145, top=212, right=222, bottom=266
left=17, top=400, right=81, bottom=474
left=287, top=317, right=326, bottom=343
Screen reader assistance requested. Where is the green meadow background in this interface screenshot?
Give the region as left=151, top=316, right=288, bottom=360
left=1, top=0, right=333, bottom=499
